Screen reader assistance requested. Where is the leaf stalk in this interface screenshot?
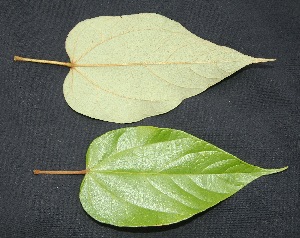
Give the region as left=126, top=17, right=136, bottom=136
left=33, top=169, right=87, bottom=175
left=14, top=56, right=73, bottom=68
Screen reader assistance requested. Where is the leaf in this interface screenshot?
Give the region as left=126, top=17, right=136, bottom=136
left=77, top=126, right=286, bottom=227
left=15, top=13, right=275, bottom=123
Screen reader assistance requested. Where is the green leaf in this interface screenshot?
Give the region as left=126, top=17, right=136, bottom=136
left=79, top=126, right=286, bottom=227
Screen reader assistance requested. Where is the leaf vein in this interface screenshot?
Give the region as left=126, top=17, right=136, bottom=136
left=147, top=177, right=200, bottom=210
left=186, top=175, right=230, bottom=195
left=90, top=137, right=193, bottom=169
left=75, top=28, right=189, bottom=63
left=188, top=67, right=219, bottom=80
left=143, top=65, right=191, bottom=90
left=74, top=68, right=166, bottom=102
left=89, top=174, right=180, bottom=214
left=169, top=176, right=214, bottom=203
left=201, top=158, right=237, bottom=172
left=158, top=150, right=218, bottom=172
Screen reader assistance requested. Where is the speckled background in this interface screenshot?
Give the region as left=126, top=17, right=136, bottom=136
left=0, top=0, right=299, bottom=237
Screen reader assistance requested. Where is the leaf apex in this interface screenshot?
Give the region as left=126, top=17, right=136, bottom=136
left=253, top=58, right=276, bottom=63
left=263, top=166, right=288, bottom=175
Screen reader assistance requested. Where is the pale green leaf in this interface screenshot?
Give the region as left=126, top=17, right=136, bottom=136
left=63, top=13, right=274, bottom=123
left=80, top=126, right=286, bottom=227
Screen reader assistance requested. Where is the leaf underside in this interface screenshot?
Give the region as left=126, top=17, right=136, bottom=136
left=79, top=126, right=286, bottom=227
left=64, top=13, right=269, bottom=123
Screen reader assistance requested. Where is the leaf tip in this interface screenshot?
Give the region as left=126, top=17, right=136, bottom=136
left=263, top=166, right=288, bottom=175
left=253, top=58, right=276, bottom=63
left=278, top=166, right=288, bottom=172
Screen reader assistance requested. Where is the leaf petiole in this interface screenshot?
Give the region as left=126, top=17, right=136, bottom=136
left=33, top=169, right=87, bottom=175
left=14, top=56, right=73, bottom=68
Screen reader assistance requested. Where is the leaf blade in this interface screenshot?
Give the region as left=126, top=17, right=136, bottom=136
left=64, top=13, right=272, bottom=123
left=79, top=126, right=286, bottom=226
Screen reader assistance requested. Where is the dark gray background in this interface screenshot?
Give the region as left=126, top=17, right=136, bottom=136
left=0, top=0, right=299, bottom=237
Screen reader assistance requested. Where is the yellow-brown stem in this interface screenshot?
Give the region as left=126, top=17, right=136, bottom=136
left=33, top=169, right=87, bottom=175
left=14, top=56, right=73, bottom=68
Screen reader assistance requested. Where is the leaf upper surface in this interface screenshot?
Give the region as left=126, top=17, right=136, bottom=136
left=79, top=126, right=286, bottom=226
left=64, top=13, right=264, bottom=123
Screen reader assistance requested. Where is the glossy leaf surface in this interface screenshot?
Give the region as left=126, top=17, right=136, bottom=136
left=64, top=13, right=273, bottom=123
left=80, top=126, right=286, bottom=226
